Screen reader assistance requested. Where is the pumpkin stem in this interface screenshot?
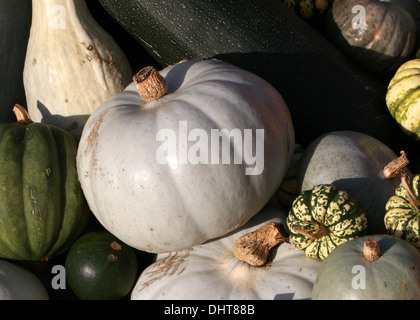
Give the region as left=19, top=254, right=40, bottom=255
left=232, top=222, right=289, bottom=267
left=383, top=150, right=409, bottom=179
left=401, top=171, right=420, bottom=212
left=363, top=238, right=380, bottom=262
left=292, top=222, right=329, bottom=240
left=133, top=66, right=168, bottom=101
left=13, top=104, right=34, bottom=124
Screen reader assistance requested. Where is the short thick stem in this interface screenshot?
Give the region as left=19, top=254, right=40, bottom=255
left=13, top=104, right=34, bottom=124
left=133, top=66, right=168, bottom=101
left=383, top=150, right=409, bottom=179
left=363, top=238, right=380, bottom=262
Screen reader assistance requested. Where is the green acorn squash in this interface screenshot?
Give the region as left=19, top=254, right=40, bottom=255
left=287, top=184, right=368, bottom=260
left=65, top=231, right=139, bottom=300
left=0, top=105, right=90, bottom=261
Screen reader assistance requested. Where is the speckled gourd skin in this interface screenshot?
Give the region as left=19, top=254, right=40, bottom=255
left=287, top=184, right=368, bottom=260
left=23, top=0, right=133, bottom=141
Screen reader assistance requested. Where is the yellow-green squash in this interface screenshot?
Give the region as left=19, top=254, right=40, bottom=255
left=386, top=59, right=420, bottom=140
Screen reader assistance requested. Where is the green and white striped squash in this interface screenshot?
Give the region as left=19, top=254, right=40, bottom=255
left=279, top=0, right=332, bottom=19
left=286, top=184, right=368, bottom=260
left=386, top=59, right=420, bottom=140
left=385, top=174, right=420, bottom=248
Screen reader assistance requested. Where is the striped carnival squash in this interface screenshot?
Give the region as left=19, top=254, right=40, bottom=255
left=386, top=59, right=420, bottom=140
left=287, top=184, right=368, bottom=260
left=0, top=105, right=90, bottom=261
left=385, top=163, right=420, bottom=248
left=279, top=0, right=332, bottom=20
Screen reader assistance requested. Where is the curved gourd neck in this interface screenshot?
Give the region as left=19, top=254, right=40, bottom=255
left=30, top=0, right=97, bottom=34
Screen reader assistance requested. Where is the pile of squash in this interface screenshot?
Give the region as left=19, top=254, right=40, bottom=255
left=1, top=0, right=420, bottom=300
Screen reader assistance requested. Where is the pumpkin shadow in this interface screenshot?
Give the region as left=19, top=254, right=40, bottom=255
left=36, top=100, right=90, bottom=143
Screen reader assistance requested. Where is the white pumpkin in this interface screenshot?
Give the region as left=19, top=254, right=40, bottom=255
left=297, top=131, right=402, bottom=235
left=0, top=260, right=49, bottom=300
left=23, top=0, right=133, bottom=141
left=130, top=206, right=322, bottom=300
left=77, top=59, right=295, bottom=254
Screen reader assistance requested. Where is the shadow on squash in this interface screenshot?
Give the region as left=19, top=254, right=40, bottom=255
left=36, top=100, right=90, bottom=143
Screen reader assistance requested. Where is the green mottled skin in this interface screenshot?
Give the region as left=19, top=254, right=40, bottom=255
left=287, top=184, right=368, bottom=260
left=385, top=175, right=420, bottom=247
left=0, top=121, right=90, bottom=261
left=388, top=84, right=420, bottom=139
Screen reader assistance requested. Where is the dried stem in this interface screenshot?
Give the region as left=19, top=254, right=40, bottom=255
left=133, top=66, right=168, bottom=101
left=401, top=171, right=420, bottom=211
left=232, top=222, right=289, bottom=267
left=383, top=150, right=409, bottom=179
left=292, top=222, right=329, bottom=240
left=363, top=238, right=380, bottom=262
left=13, top=104, right=34, bottom=124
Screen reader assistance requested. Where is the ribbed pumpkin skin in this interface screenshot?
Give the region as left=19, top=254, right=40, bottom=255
left=65, top=231, right=139, bottom=300
left=287, top=185, right=368, bottom=260
left=280, top=0, right=332, bottom=19
left=0, top=121, right=89, bottom=261
left=385, top=175, right=420, bottom=247
left=326, top=0, right=416, bottom=75
left=386, top=59, right=420, bottom=140
left=312, top=234, right=420, bottom=300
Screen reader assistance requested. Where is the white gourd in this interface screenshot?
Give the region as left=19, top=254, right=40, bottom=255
left=130, top=206, right=322, bottom=300
left=77, top=59, right=295, bottom=254
left=23, top=0, right=133, bottom=141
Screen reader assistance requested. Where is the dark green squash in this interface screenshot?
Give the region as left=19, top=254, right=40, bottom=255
left=0, top=105, right=90, bottom=261
left=65, top=231, right=139, bottom=300
left=0, top=0, right=32, bottom=123
left=97, top=0, right=415, bottom=155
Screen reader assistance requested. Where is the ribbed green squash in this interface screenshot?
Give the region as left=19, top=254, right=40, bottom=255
left=385, top=174, right=420, bottom=248
left=386, top=59, right=420, bottom=140
left=279, top=0, right=332, bottom=20
left=0, top=105, right=90, bottom=261
left=287, top=184, right=368, bottom=260
left=65, top=231, right=139, bottom=300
